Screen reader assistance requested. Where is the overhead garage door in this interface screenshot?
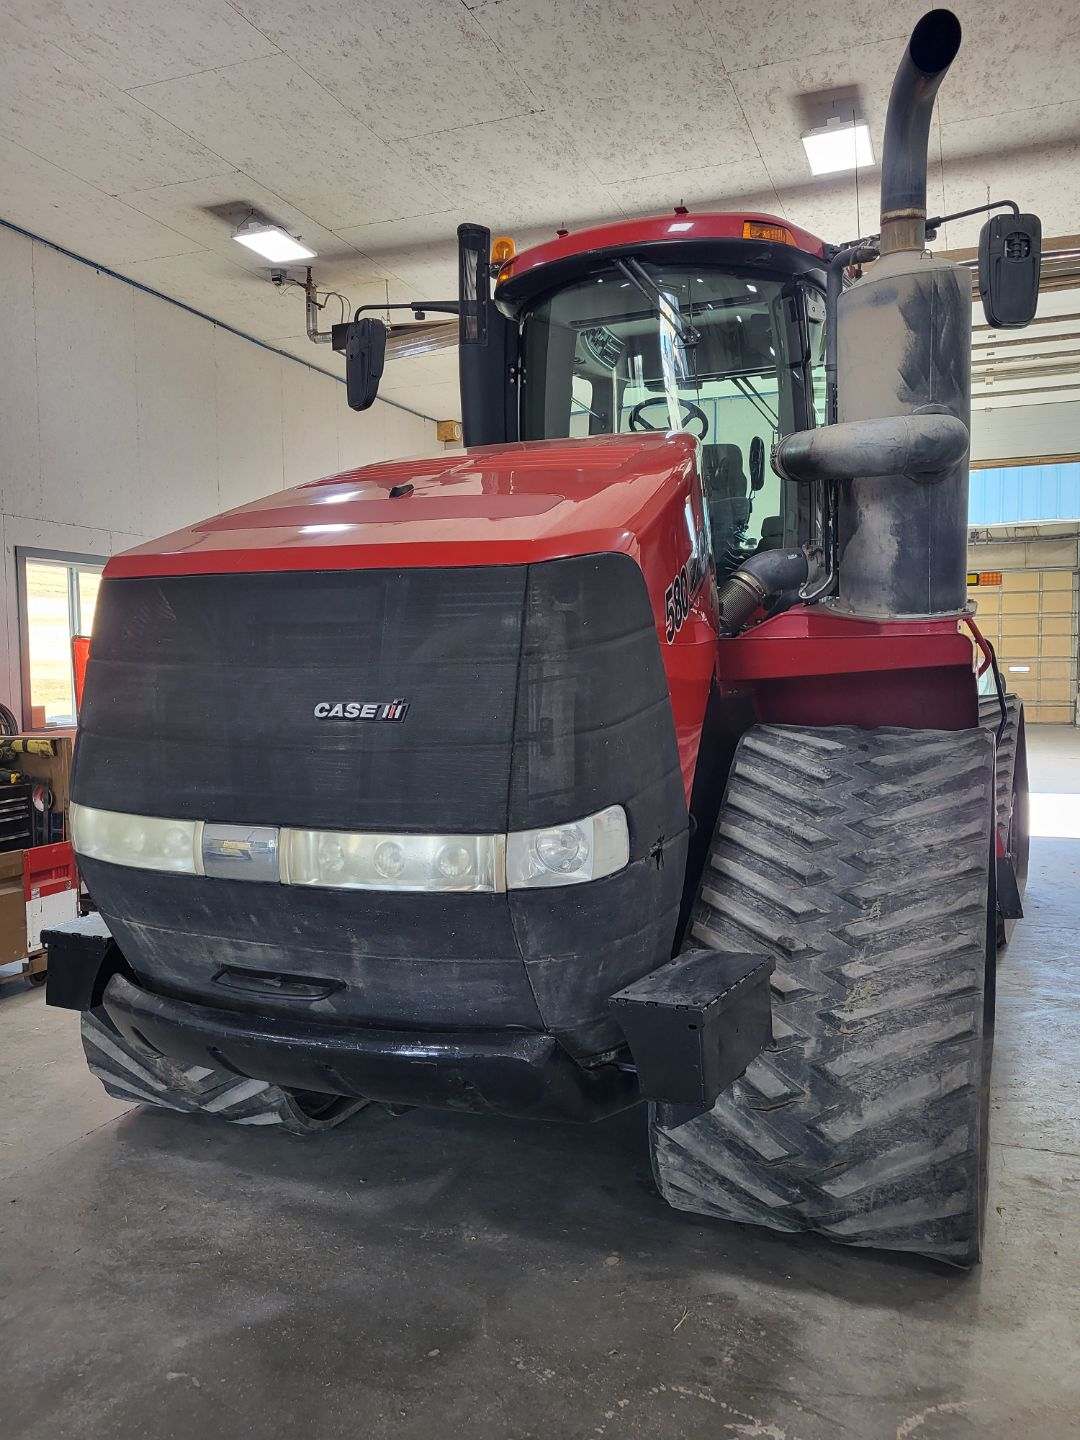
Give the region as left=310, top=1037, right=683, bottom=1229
left=970, top=567, right=1078, bottom=723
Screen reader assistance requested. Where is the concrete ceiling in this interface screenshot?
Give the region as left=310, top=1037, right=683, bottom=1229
left=1, top=0, right=1079, bottom=425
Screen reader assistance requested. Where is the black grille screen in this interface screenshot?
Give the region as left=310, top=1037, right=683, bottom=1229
left=78, top=567, right=527, bottom=833
left=512, top=554, right=685, bottom=847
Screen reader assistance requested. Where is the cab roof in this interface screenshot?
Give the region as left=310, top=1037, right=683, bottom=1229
left=496, top=211, right=828, bottom=306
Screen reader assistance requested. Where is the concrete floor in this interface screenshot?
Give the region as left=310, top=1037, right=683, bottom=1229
left=2, top=729, right=1078, bottom=1440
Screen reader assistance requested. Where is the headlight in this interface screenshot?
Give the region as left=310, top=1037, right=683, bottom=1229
left=70, top=803, right=198, bottom=874
left=505, top=805, right=629, bottom=889
left=280, top=828, right=502, bottom=892
left=69, top=804, right=631, bottom=891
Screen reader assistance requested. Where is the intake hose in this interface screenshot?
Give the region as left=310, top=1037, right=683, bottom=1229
left=772, top=411, right=970, bottom=485
left=718, top=547, right=809, bottom=634
left=879, top=9, right=962, bottom=254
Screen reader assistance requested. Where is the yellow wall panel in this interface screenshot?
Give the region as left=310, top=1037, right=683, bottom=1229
left=1001, top=617, right=1038, bottom=639
left=1001, top=570, right=1039, bottom=591
left=1040, top=591, right=1076, bottom=616
left=1041, top=570, right=1075, bottom=591
left=1001, top=592, right=1040, bottom=614
left=1043, top=615, right=1074, bottom=636
left=1040, top=680, right=1074, bottom=703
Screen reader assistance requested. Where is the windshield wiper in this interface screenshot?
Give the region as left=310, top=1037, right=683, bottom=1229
left=732, top=374, right=778, bottom=426
left=615, top=259, right=700, bottom=347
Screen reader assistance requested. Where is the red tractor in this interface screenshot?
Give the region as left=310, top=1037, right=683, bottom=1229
left=47, top=10, right=1038, bottom=1265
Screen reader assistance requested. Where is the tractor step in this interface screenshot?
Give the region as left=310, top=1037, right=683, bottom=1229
left=611, top=950, right=773, bottom=1120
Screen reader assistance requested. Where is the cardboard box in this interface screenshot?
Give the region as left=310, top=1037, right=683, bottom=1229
left=0, top=852, right=26, bottom=967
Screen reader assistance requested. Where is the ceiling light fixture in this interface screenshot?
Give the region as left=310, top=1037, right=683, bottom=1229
left=801, top=116, right=874, bottom=176
left=233, top=218, right=317, bottom=263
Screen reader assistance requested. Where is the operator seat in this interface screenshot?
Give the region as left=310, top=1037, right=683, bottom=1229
left=758, top=515, right=784, bottom=550
left=701, top=442, right=751, bottom=559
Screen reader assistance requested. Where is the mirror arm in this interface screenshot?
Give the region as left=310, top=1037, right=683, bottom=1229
left=353, top=300, right=460, bottom=322
left=924, top=199, right=1019, bottom=239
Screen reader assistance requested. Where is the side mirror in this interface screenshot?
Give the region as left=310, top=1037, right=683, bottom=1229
left=749, top=435, right=766, bottom=492
left=345, top=318, right=386, bottom=411
left=979, top=213, right=1041, bottom=329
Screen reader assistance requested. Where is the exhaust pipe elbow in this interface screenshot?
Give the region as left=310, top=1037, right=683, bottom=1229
left=880, top=9, right=962, bottom=253
left=718, top=547, right=809, bottom=634
left=773, top=413, right=970, bottom=486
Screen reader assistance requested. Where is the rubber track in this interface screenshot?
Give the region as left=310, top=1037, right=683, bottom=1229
left=82, top=1008, right=367, bottom=1135
left=651, top=724, right=995, bottom=1264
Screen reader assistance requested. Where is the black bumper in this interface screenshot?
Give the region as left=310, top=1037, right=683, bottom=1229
left=45, top=926, right=773, bottom=1125
left=99, top=973, right=638, bottom=1123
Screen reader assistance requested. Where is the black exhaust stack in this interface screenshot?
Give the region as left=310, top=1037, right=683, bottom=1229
left=879, top=9, right=962, bottom=255
left=768, top=9, right=972, bottom=623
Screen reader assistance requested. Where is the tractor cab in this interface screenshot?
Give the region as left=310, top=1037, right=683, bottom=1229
left=480, top=214, right=829, bottom=575
left=336, top=211, right=831, bottom=577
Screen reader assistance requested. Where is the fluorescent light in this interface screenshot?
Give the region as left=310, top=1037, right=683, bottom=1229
left=801, top=118, right=874, bottom=176
left=233, top=219, right=316, bottom=263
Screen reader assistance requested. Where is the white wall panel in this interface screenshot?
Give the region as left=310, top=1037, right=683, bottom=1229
left=382, top=404, right=438, bottom=461
left=132, top=290, right=218, bottom=536
left=0, top=228, right=438, bottom=724
left=0, top=515, right=10, bottom=719
left=30, top=245, right=139, bottom=530
left=214, top=331, right=285, bottom=512
left=0, top=227, right=39, bottom=518
left=971, top=402, right=1080, bottom=463
left=283, top=364, right=341, bottom=489
left=337, top=394, right=388, bottom=473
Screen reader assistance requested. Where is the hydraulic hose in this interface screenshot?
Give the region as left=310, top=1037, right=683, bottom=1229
left=879, top=9, right=962, bottom=253
left=718, top=547, right=809, bottom=634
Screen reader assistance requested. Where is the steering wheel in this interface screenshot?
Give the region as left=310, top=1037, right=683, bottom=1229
left=627, top=395, right=709, bottom=440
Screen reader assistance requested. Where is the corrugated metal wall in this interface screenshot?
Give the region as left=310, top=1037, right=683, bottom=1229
left=969, top=462, right=1080, bottom=525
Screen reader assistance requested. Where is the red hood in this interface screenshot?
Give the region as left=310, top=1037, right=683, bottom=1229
left=107, top=433, right=700, bottom=579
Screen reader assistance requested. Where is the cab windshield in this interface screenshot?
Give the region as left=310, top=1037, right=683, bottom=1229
left=520, top=263, right=824, bottom=571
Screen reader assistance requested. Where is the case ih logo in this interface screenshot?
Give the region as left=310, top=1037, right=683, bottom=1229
left=313, top=700, right=409, bottom=721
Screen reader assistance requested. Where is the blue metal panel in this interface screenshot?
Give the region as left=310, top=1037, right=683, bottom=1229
left=969, top=462, right=1080, bottom=524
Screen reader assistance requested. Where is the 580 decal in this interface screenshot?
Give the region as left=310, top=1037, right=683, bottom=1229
left=664, top=528, right=709, bottom=643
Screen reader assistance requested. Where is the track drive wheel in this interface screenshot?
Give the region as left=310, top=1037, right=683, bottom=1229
left=81, top=1007, right=367, bottom=1135
left=650, top=724, right=997, bottom=1266
left=979, top=694, right=1030, bottom=947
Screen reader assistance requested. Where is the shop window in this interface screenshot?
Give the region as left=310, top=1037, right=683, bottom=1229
left=17, top=550, right=104, bottom=728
